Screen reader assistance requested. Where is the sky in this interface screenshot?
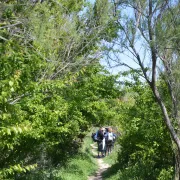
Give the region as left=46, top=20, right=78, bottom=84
left=88, top=0, right=152, bottom=81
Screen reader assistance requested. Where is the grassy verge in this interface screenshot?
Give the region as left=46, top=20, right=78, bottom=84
left=103, top=144, right=119, bottom=166
left=53, top=132, right=98, bottom=180
left=102, top=143, right=121, bottom=180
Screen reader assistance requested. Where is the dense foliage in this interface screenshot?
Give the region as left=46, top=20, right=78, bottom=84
left=102, top=78, right=174, bottom=180
left=117, top=82, right=174, bottom=179
left=0, top=0, right=120, bottom=179
left=0, top=0, right=180, bottom=179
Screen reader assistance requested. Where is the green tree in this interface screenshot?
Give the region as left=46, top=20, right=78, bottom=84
left=105, top=0, right=180, bottom=178
left=0, top=0, right=120, bottom=179
left=116, top=80, right=174, bottom=179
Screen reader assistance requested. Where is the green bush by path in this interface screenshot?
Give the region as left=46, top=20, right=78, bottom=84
left=17, top=133, right=98, bottom=180
left=103, top=82, right=174, bottom=180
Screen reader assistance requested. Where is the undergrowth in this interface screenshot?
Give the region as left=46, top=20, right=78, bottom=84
left=19, top=132, right=97, bottom=180
left=102, top=142, right=120, bottom=180
left=54, top=132, right=98, bottom=180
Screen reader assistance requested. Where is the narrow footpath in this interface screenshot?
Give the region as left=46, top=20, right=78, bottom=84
left=88, top=143, right=110, bottom=180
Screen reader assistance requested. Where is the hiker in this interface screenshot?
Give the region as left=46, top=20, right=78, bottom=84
left=94, top=127, right=106, bottom=158
left=105, top=127, right=116, bottom=155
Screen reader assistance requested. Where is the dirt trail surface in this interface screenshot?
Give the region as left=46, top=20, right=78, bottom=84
left=88, top=143, right=110, bottom=180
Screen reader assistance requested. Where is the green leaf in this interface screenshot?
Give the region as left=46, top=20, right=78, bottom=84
left=6, top=128, right=11, bottom=135
left=9, top=81, right=13, bottom=87
left=10, top=87, right=14, bottom=92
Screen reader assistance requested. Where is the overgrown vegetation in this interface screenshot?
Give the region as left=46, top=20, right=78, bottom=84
left=0, top=0, right=180, bottom=179
left=103, top=78, right=174, bottom=179
left=17, top=132, right=97, bottom=180
left=0, top=0, right=119, bottom=179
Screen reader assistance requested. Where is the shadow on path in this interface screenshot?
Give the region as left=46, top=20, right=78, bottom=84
left=88, top=143, right=110, bottom=180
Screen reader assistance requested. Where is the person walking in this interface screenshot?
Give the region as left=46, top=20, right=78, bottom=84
left=105, top=127, right=116, bottom=155
left=94, top=127, right=106, bottom=157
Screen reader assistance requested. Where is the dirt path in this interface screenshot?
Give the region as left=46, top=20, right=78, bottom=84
left=88, top=143, right=110, bottom=180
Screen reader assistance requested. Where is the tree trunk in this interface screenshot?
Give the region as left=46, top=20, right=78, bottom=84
left=175, top=119, right=180, bottom=180
left=153, top=87, right=180, bottom=148
left=152, top=86, right=180, bottom=178
left=174, top=147, right=180, bottom=180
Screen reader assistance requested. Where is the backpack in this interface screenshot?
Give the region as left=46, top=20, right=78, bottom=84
left=92, top=130, right=104, bottom=142
left=91, top=133, right=97, bottom=142
left=97, top=130, right=104, bottom=141
left=107, top=132, right=114, bottom=141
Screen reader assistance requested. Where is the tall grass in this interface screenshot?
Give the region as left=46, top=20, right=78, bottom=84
left=19, top=130, right=98, bottom=180
left=54, top=132, right=98, bottom=180
left=103, top=144, right=119, bottom=166
left=102, top=142, right=121, bottom=180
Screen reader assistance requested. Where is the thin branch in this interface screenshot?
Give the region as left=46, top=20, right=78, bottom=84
left=0, top=22, right=22, bottom=29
